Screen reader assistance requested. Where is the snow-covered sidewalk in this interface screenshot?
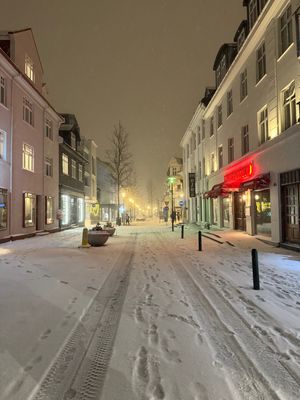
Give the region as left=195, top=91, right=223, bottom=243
left=0, top=224, right=299, bottom=400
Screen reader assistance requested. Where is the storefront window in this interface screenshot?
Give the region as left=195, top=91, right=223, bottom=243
left=78, top=198, right=84, bottom=223
left=24, top=193, right=36, bottom=227
left=254, top=189, right=271, bottom=236
left=212, top=198, right=218, bottom=225
left=61, top=194, right=70, bottom=225
left=222, top=197, right=230, bottom=228
left=46, top=196, right=54, bottom=224
left=0, top=188, right=8, bottom=229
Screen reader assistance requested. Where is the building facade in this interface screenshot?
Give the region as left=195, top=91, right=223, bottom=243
left=59, top=114, right=86, bottom=229
left=181, top=0, right=300, bottom=246
left=164, top=157, right=184, bottom=220
left=0, top=28, right=62, bottom=242
left=96, top=158, right=117, bottom=222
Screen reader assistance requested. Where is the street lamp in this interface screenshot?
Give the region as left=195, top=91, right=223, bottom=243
left=167, top=176, right=176, bottom=231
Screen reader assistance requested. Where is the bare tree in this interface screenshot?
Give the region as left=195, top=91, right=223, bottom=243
left=105, top=122, right=134, bottom=224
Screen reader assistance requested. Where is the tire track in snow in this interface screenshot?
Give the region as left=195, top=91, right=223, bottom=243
left=28, top=236, right=136, bottom=400
left=157, top=233, right=300, bottom=400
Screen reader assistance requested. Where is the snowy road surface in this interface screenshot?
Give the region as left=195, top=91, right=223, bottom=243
left=0, top=223, right=299, bottom=400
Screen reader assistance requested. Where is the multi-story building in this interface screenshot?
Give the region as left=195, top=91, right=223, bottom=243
left=0, top=28, right=62, bottom=242
left=96, top=158, right=117, bottom=222
left=181, top=0, right=300, bottom=247
left=164, top=157, right=184, bottom=219
left=81, top=137, right=99, bottom=226
left=59, top=114, right=87, bottom=229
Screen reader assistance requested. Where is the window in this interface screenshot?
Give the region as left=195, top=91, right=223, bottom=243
left=202, top=119, right=205, bottom=139
left=45, top=118, right=53, bottom=140
left=217, top=105, right=222, bottom=128
left=23, top=192, right=36, bottom=227
left=259, top=0, right=268, bottom=12
left=71, top=132, right=76, bottom=150
left=249, top=0, right=258, bottom=30
left=210, top=116, right=214, bottom=137
left=216, top=55, right=227, bottom=87
left=61, top=194, right=70, bottom=225
left=202, top=157, right=206, bottom=177
left=282, top=81, right=296, bottom=130
left=237, top=30, right=246, bottom=51
left=22, top=143, right=34, bottom=172
left=227, top=90, right=233, bottom=116
left=45, top=196, right=54, bottom=224
left=198, top=161, right=202, bottom=179
left=84, top=172, right=90, bottom=187
left=296, top=7, right=300, bottom=56
left=78, top=198, right=84, bottom=223
left=23, top=97, right=34, bottom=126
left=45, top=157, right=53, bottom=177
left=197, top=125, right=201, bottom=145
left=241, top=125, right=249, bottom=155
left=256, top=42, right=266, bottom=82
left=78, top=164, right=83, bottom=182
left=25, top=55, right=34, bottom=82
left=0, top=130, right=6, bottom=160
left=71, top=159, right=77, bottom=179
left=280, top=5, right=293, bottom=55
left=0, top=76, right=6, bottom=106
left=218, top=146, right=223, bottom=169
left=62, top=153, right=69, bottom=175
left=211, top=153, right=215, bottom=173
left=228, top=138, right=234, bottom=163
left=258, top=106, right=269, bottom=143
left=0, top=188, right=8, bottom=229
left=240, top=69, right=248, bottom=101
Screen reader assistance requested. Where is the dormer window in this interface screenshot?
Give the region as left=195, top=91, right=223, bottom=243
left=216, top=55, right=226, bottom=87
left=249, top=0, right=258, bottom=30
left=237, top=30, right=246, bottom=51
left=25, top=55, right=34, bottom=82
left=71, top=132, right=76, bottom=150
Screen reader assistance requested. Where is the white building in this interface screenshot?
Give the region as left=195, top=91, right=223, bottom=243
left=164, top=157, right=184, bottom=219
left=181, top=0, right=300, bottom=247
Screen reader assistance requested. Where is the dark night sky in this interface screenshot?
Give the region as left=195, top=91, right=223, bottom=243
left=0, top=0, right=245, bottom=201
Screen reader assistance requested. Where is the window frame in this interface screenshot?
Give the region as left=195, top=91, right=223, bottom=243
left=228, top=138, right=234, bottom=163
left=241, top=125, right=249, bottom=155
left=218, top=145, right=223, bottom=169
left=23, top=97, right=34, bottom=126
left=249, top=0, right=258, bottom=30
left=210, top=116, right=214, bottom=137
left=23, top=192, right=36, bottom=227
left=70, top=132, right=76, bottom=150
left=282, top=81, right=296, bottom=131
left=217, top=104, right=223, bottom=128
left=45, top=118, right=53, bottom=140
left=0, top=130, right=6, bottom=161
left=25, top=55, right=35, bottom=82
left=0, top=76, right=6, bottom=106
left=0, top=188, right=8, bottom=230
left=256, top=42, right=266, bottom=83
left=227, top=89, right=233, bottom=117
left=240, top=69, right=248, bottom=102
left=71, top=159, right=77, bottom=179
left=45, top=196, right=54, bottom=225
left=22, top=143, right=34, bottom=172
left=258, top=106, right=269, bottom=144
left=62, top=153, right=69, bottom=175
left=279, top=5, right=293, bottom=56
left=45, top=157, right=53, bottom=177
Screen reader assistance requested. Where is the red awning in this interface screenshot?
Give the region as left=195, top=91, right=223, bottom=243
left=204, top=183, right=230, bottom=199
left=239, top=173, right=270, bottom=191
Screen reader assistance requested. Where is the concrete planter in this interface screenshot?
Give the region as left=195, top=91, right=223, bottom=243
left=88, top=231, right=110, bottom=246
left=103, top=227, right=116, bottom=236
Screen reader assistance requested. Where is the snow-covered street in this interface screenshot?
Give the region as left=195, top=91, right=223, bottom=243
left=0, top=223, right=300, bottom=400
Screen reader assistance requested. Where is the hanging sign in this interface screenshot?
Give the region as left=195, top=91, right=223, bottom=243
left=225, top=161, right=254, bottom=188
left=189, top=173, right=196, bottom=197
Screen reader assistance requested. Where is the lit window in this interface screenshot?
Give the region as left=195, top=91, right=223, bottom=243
left=218, top=146, right=223, bottom=169
left=240, top=69, right=248, bottom=101
left=258, top=106, right=269, bottom=144
left=23, top=97, right=34, bottom=126
left=23, top=192, right=36, bottom=227
left=22, top=143, right=34, bottom=172
left=45, top=118, right=53, bottom=140
left=0, top=76, right=6, bottom=106
left=71, top=159, right=77, bottom=179
left=280, top=5, right=293, bottom=55
left=62, top=153, right=69, bottom=175
left=228, top=138, right=234, bottom=163
left=227, top=90, right=233, bottom=116
left=61, top=194, right=70, bottom=225
left=256, top=42, right=266, bottom=82
left=217, top=105, right=222, bottom=128
left=0, top=131, right=6, bottom=160
left=0, top=188, right=8, bottom=229
left=241, top=125, right=249, bottom=155
left=45, top=157, right=53, bottom=177
left=25, top=55, right=35, bottom=82
left=282, top=81, right=296, bottom=131
left=45, top=196, right=54, bottom=224
left=71, top=132, right=76, bottom=150
left=78, top=164, right=83, bottom=182
left=78, top=198, right=84, bottom=223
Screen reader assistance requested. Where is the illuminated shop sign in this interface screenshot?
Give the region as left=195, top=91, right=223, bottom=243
left=225, top=161, right=254, bottom=187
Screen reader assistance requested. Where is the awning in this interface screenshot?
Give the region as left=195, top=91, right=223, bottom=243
left=204, top=183, right=230, bottom=199
left=239, top=173, right=270, bottom=191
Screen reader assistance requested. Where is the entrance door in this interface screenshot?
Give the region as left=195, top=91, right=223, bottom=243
left=283, top=184, right=300, bottom=244
left=234, top=192, right=246, bottom=231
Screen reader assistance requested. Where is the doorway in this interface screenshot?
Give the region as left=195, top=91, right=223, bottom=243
left=282, top=184, right=300, bottom=244
left=234, top=192, right=246, bottom=231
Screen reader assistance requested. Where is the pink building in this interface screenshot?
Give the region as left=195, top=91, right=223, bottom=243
left=0, top=28, right=63, bottom=242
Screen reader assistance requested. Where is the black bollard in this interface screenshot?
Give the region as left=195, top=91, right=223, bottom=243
left=181, top=224, right=184, bottom=239
left=251, top=249, right=260, bottom=290
left=198, top=231, right=202, bottom=251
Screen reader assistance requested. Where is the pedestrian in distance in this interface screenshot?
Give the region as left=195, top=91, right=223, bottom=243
left=125, top=213, right=130, bottom=225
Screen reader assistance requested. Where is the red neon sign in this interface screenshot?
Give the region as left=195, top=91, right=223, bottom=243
left=224, top=161, right=254, bottom=188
